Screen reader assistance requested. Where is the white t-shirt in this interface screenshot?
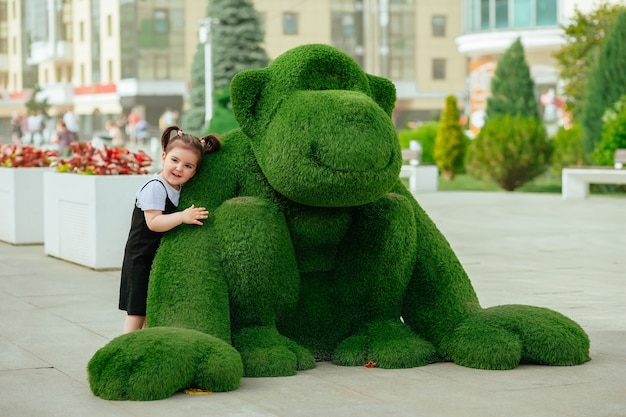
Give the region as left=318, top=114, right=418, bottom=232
left=135, top=174, right=180, bottom=211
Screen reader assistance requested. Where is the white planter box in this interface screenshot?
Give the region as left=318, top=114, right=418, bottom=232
left=0, top=167, right=51, bottom=245
left=43, top=172, right=150, bottom=269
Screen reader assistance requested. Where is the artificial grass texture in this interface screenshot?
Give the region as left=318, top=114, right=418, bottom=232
left=87, top=44, right=591, bottom=401
left=87, top=327, right=243, bottom=400
left=440, top=305, right=591, bottom=369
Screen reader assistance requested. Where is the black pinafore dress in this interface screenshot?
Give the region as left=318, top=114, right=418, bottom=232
left=118, top=179, right=177, bottom=315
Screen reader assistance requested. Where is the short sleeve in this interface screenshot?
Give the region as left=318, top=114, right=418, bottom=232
left=136, top=180, right=168, bottom=211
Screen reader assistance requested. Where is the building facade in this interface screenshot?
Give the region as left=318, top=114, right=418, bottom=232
left=255, top=0, right=467, bottom=128
left=457, top=0, right=625, bottom=134
left=0, top=0, right=469, bottom=139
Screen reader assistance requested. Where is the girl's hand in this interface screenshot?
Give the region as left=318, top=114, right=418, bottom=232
left=181, top=204, right=209, bottom=225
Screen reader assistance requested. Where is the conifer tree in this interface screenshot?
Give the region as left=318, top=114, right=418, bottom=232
left=580, top=10, right=626, bottom=154
left=182, top=42, right=207, bottom=135
left=553, top=3, right=626, bottom=116
left=486, top=38, right=539, bottom=120
left=468, top=38, right=548, bottom=190
left=433, top=95, right=466, bottom=180
left=183, top=0, right=269, bottom=135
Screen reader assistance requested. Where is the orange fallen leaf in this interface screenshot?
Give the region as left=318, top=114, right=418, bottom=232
left=183, top=387, right=213, bottom=395
left=364, top=361, right=377, bottom=368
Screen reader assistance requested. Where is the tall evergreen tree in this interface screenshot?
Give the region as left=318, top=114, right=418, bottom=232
left=182, top=41, right=208, bottom=135
left=209, top=0, right=269, bottom=91
left=183, top=0, right=269, bottom=135
left=552, top=3, right=626, bottom=117
left=433, top=95, right=466, bottom=180
left=486, top=38, right=539, bottom=120
left=580, top=10, right=626, bottom=154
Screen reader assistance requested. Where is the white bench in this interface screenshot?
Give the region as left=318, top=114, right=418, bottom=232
left=561, top=149, right=626, bottom=199
left=400, top=149, right=438, bottom=193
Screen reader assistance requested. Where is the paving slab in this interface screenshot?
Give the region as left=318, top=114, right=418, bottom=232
left=0, top=191, right=624, bottom=417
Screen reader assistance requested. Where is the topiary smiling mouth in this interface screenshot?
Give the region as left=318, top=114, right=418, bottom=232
left=308, top=144, right=395, bottom=174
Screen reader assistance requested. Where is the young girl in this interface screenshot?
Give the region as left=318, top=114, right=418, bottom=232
left=119, top=125, right=221, bottom=333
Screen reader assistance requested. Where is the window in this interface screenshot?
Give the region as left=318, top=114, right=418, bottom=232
left=468, top=0, right=558, bottom=32
left=495, top=0, right=508, bottom=28
left=536, top=0, right=557, bottom=26
left=432, top=58, right=446, bottom=80
left=80, top=21, right=84, bottom=42
left=107, top=15, right=112, bottom=37
left=154, top=9, right=169, bottom=34
left=283, top=12, right=298, bottom=35
left=108, top=59, right=113, bottom=82
left=513, top=0, right=531, bottom=27
left=480, top=0, right=490, bottom=30
left=432, top=15, right=446, bottom=37
left=389, top=10, right=415, bottom=80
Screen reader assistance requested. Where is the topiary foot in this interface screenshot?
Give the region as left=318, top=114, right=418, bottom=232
left=441, top=305, right=591, bottom=370
left=232, top=326, right=316, bottom=377
left=332, top=319, right=436, bottom=368
left=88, top=327, right=243, bottom=400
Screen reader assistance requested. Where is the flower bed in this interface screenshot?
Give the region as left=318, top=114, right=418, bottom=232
left=53, top=142, right=152, bottom=175
left=43, top=142, right=154, bottom=269
left=1, top=144, right=58, bottom=167
left=0, top=145, right=58, bottom=244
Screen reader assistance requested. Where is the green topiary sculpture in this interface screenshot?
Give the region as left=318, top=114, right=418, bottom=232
left=87, top=44, right=590, bottom=401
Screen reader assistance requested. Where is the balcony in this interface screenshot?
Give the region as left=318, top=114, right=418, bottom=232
left=27, top=40, right=73, bottom=66
left=456, top=27, right=563, bottom=56
left=0, top=53, right=8, bottom=72
left=38, top=83, right=74, bottom=106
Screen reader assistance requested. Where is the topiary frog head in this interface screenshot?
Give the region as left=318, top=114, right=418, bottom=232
left=230, top=44, right=402, bottom=207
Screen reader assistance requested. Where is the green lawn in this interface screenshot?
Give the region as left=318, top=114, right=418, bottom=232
left=436, top=173, right=562, bottom=193
left=403, top=171, right=625, bottom=196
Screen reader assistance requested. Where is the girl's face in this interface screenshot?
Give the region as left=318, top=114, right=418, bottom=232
left=160, top=146, right=200, bottom=189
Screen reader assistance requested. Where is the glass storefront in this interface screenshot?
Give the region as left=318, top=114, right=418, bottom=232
left=465, top=0, right=557, bottom=33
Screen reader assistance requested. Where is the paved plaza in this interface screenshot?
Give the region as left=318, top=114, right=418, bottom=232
left=1, top=191, right=625, bottom=417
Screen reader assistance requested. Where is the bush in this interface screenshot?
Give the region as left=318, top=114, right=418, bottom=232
left=434, top=95, right=466, bottom=179
left=466, top=115, right=550, bottom=191
left=591, top=96, right=626, bottom=165
left=549, top=122, right=586, bottom=176
left=397, top=121, right=438, bottom=164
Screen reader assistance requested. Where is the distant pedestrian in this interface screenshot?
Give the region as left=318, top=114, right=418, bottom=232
left=11, top=112, right=23, bottom=144
left=63, top=108, right=80, bottom=142
left=27, top=111, right=46, bottom=146
left=106, top=119, right=125, bottom=148
left=49, top=119, right=76, bottom=156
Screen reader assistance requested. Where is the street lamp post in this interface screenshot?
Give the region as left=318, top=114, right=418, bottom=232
left=198, top=18, right=217, bottom=127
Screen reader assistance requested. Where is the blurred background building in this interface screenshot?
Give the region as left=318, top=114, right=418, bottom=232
left=0, top=0, right=622, bottom=140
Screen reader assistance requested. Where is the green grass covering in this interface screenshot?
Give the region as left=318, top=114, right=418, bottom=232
left=88, top=44, right=591, bottom=401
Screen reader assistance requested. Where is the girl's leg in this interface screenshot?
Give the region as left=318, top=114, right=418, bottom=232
left=123, top=315, right=146, bottom=333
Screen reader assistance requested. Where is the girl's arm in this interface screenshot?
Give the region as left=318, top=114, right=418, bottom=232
left=144, top=204, right=209, bottom=233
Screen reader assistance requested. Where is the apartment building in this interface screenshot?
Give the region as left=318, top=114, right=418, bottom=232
left=457, top=0, right=625, bottom=134
left=0, top=0, right=469, bottom=138
left=255, top=0, right=467, bottom=128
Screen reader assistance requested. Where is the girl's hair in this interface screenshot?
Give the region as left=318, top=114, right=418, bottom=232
left=161, top=125, right=221, bottom=170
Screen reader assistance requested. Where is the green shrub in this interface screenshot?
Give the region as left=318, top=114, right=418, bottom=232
left=591, top=96, right=626, bottom=165
left=434, top=95, right=466, bottom=179
left=466, top=115, right=550, bottom=191
left=397, top=121, right=438, bottom=164
left=549, top=122, right=586, bottom=176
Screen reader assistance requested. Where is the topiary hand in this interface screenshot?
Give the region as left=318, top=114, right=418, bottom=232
left=87, top=327, right=243, bottom=400
left=439, top=305, right=590, bottom=370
